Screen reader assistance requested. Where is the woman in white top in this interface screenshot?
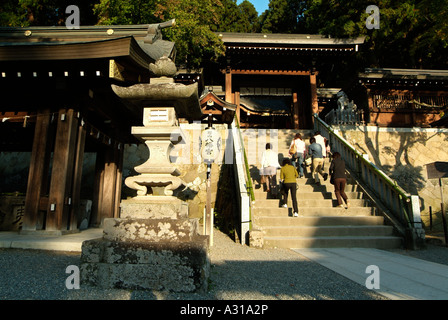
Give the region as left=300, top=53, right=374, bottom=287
left=314, top=131, right=327, bottom=158
left=261, top=143, right=280, bottom=193
left=290, top=133, right=306, bottom=178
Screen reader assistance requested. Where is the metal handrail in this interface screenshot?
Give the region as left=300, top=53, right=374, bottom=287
left=234, top=115, right=255, bottom=202
left=313, top=114, right=425, bottom=248
left=231, top=115, right=253, bottom=244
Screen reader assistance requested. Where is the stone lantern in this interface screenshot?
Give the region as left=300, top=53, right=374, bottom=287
left=80, top=56, right=209, bottom=292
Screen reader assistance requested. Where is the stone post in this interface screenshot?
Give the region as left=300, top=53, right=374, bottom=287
left=80, top=57, right=209, bottom=292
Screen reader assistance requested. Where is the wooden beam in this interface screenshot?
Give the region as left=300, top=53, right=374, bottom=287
left=201, top=109, right=223, bottom=115
left=222, top=69, right=311, bottom=76
left=22, top=109, right=52, bottom=231
left=46, top=109, right=79, bottom=231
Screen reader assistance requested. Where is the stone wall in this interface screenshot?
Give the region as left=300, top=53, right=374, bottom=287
left=335, top=125, right=448, bottom=232
left=0, top=124, right=232, bottom=227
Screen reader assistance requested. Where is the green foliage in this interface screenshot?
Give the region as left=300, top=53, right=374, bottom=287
left=94, top=0, right=159, bottom=25
left=238, top=0, right=259, bottom=32
left=92, top=0, right=226, bottom=70
left=0, top=0, right=98, bottom=26
left=2, top=0, right=447, bottom=70
left=294, top=0, right=448, bottom=68
left=151, top=0, right=226, bottom=70
left=260, top=0, right=306, bottom=33
left=211, top=0, right=258, bottom=32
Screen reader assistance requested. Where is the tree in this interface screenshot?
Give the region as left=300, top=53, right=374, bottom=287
left=152, top=0, right=226, bottom=71
left=210, top=0, right=259, bottom=33
left=0, top=0, right=98, bottom=26
left=93, top=0, right=159, bottom=25
left=236, top=0, right=259, bottom=32
left=259, top=0, right=306, bottom=33
left=300, top=0, right=448, bottom=69
left=93, top=0, right=226, bottom=71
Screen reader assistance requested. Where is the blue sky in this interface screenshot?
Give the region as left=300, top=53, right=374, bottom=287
left=237, top=0, right=270, bottom=15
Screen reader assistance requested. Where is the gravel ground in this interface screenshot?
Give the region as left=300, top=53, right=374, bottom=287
left=0, top=229, right=447, bottom=301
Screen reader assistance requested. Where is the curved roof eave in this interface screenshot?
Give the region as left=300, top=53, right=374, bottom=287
left=0, top=23, right=176, bottom=68
left=217, top=32, right=365, bottom=47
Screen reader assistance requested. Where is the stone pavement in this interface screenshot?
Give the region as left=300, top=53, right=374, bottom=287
left=0, top=228, right=103, bottom=252
left=1, top=228, right=448, bottom=300
left=294, top=247, right=448, bottom=300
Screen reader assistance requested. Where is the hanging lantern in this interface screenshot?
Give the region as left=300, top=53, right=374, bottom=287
left=200, top=127, right=221, bottom=164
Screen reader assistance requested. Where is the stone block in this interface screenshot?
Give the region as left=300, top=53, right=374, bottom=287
left=120, top=197, right=188, bottom=219
left=249, top=229, right=264, bottom=248
left=102, top=217, right=199, bottom=243
left=80, top=236, right=209, bottom=292
left=0, top=195, right=25, bottom=231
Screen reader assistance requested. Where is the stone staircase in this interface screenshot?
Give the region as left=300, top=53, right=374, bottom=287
left=244, top=129, right=403, bottom=249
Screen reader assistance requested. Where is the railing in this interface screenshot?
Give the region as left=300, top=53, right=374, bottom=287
left=231, top=114, right=254, bottom=245
left=314, top=114, right=425, bottom=249
left=325, top=108, right=364, bottom=125
left=373, top=93, right=448, bottom=110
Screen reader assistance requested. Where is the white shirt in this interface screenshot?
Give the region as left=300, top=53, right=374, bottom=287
left=291, top=138, right=306, bottom=154
left=261, top=149, right=280, bottom=168
left=314, top=134, right=327, bottom=157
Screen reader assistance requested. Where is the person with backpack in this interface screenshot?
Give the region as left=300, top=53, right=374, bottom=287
left=289, top=133, right=306, bottom=178
left=308, top=137, right=328, bottom=185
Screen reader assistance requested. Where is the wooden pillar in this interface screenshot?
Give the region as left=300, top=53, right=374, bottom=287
left=225, top=67, right=232, bottom=103
left=310, top=73, right=319, bottom=117
left=293, top=92, right=299, bottom=129
left=235, top=91, right=241, bottom=122
left=91, top=144, right=123, bottom=226
left=91, top=148, right=105, bottom=227
left=68, top=122, right=87, bottom=230
left=22, top=109, right=53, bottom=231
left=113, top=144, right=124, bottom=218
left=46, top=109, right=79, bottom=231
left=367, top=89, right=374, bottom=124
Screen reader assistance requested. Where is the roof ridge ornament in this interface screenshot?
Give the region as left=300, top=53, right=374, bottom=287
left=143, top=19, right=176, bottom=44
left=149, top=55, right=177, bottom=78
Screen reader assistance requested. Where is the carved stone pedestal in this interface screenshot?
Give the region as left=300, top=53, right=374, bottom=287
left=80, top=198, right=209, bottom=292
left=80, top=235, right=209, bottom=292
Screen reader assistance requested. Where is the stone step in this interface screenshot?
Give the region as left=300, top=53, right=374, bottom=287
left=263, top=235, right=403, bottom=249
left=295, top=177, right=358, bottom=185
left=253, top=206, right=375, bottom=216
left=254, top=216, right=386, bottom=227
left=263, top=225, right=395, bottom=237
left=254, top=190, right=365, bottom=200
left=254, top=198, right=369, bottom=208
left=243, top=129, right=402, bottom=250
left=296, top=184, right=361, bottom=192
